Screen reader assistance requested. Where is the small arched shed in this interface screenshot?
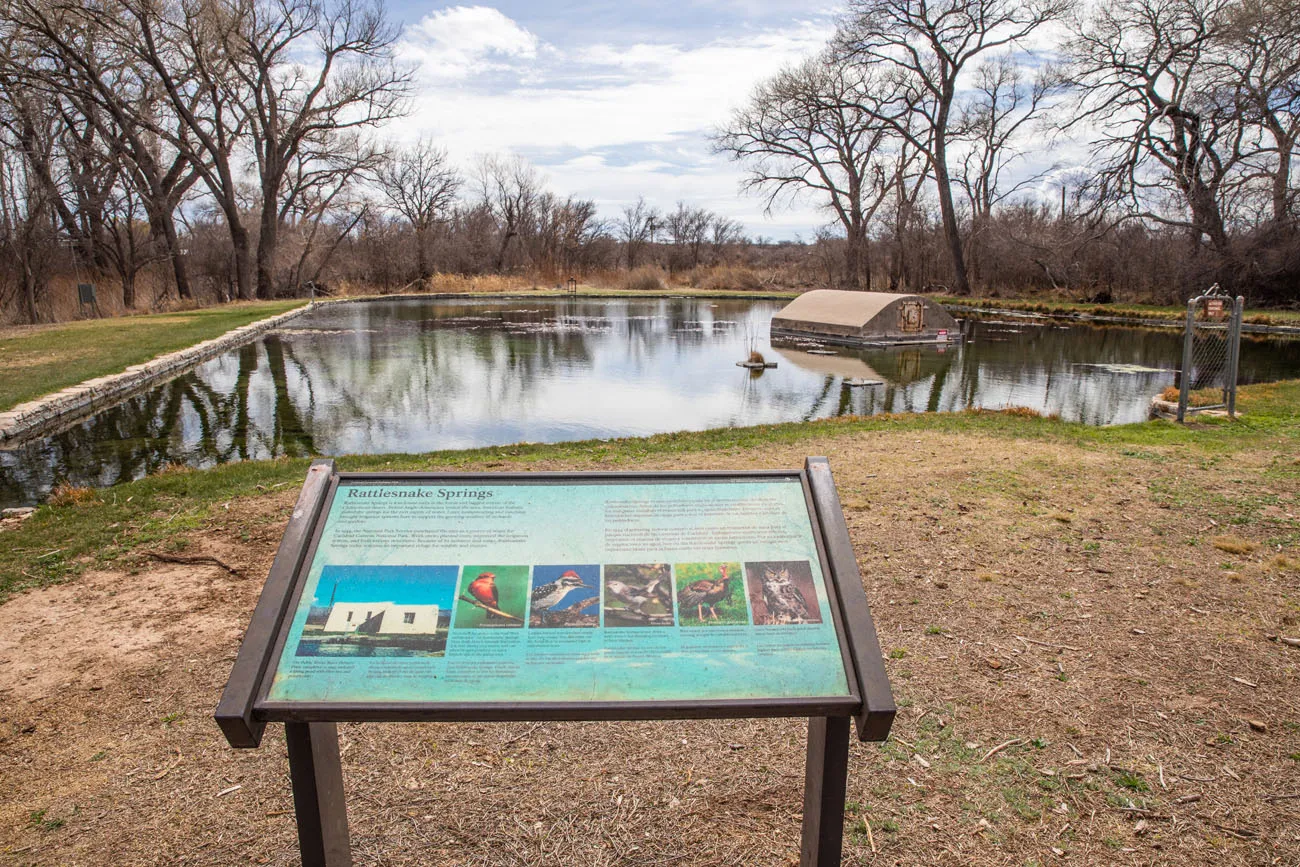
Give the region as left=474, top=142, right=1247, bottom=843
left=770, top=290, right=959, bottom=347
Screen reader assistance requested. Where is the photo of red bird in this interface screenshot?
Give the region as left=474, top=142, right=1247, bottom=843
left=467, top=571, right=504, bottom=619
left=456, top=565, right=527, bottom=628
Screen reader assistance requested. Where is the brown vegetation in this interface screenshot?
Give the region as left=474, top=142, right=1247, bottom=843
left=2, top=0, right=1298, bottom=326
left=1, top=425, right=1297, bottom=864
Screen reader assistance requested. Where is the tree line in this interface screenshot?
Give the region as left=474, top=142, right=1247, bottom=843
left=714, top=0, right=1300, bottom=303
left=0, top=0, right=751, bottom=323
left=1, top=0, right=1296, bottom=325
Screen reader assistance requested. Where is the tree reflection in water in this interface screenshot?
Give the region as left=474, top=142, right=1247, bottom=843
left=3, top=298, right=1298, bottom=505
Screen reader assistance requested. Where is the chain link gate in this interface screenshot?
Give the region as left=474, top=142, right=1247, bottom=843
left=1177, top=284, right=1244, bottom=422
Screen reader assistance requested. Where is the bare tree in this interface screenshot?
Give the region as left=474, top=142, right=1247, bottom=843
left=663, top=202, right=713, bottom=270
left=709, top=214, right=745, bottom=263
left=956, top=55, right=1059, bottom=221
left=716, top=56, right=897, bottom=288
left=376, top=137, right=459, bottom=281
left=1219, top=0, right=1300, bottom=226
left=617, top=196, right=659, bottom=269
left=837, top=0, right=1070, bottom=294
left=280, top=132, right=379, bottom=291
left=0, top=86, right=56, bottom=323
left=231, top=0, right=411, bottom=297
left=475, top=153, right=541, bottom=271
left=1066, top=0, right=1238, bottom=268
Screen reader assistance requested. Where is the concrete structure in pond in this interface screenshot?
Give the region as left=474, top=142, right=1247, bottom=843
left=322, top=602, right=440, bottom=635
left=770, top=290, right=959, bottom=347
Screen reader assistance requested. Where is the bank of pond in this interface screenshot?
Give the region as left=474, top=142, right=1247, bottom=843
left=4, top=296, right=1300, bottom=507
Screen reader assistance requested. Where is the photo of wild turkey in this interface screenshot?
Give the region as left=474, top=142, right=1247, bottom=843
left=674, top=562, right=747, bottom=626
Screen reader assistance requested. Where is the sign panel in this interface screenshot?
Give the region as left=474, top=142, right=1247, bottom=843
left=262, top=477, right=853, bottom=707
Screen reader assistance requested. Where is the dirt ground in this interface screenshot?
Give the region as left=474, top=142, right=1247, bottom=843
left=1, top=427, right=1298, bottom=866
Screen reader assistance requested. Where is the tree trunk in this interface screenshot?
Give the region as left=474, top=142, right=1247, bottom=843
left=256, top=210, right=279, bottom=299
left=932, top=142, right=971, bottom=295
left=845, top=218, right=869, bottom=290
left=153, top=206, right=193, bottom=300
left=22, top=260, right=39, bottom=324
left=416, top=225, right=430, bottom=280
left=231, top=221, right=254, bottom=301
left=495, top=226, right=515, bottom=272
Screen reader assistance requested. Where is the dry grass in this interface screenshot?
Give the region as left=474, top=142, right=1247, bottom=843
left=1213, top=535, right=1260, bottom=555
left=694, top=265, right=766, bottom=292
left=1160, top=385, right=1224, bottom=408
left=44, top=483, right=96, bottom=507
left=617, top=266, right=667, bottom=292
left=1, top=427, right=1298, bottom=865
left=1267, top=554, right=1300, bottom=573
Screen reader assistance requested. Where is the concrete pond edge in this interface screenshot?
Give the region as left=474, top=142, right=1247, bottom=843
left=0, top=303, right=325, bottom=447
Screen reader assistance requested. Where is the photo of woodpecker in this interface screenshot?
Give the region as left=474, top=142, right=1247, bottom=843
left=603, top=563, right=674, bottom=627
left=454, top=565, right=529, bottom=628
left=529, top=565, right=600, bottom=627
left=674, top=562, right=748, bottom=626
left=744, top=561, right=822, bottom=626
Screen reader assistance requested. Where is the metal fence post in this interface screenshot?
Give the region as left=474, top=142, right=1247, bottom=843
left=1178, top=299, right=1196, bottom=424
left=1226, top=296, right=1244, bottom=417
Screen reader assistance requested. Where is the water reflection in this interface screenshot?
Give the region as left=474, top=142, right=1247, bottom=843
left=3, top=297, right=1298, bottom=506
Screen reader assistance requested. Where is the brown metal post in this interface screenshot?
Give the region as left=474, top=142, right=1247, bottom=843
left=800, top=716, right=851, bottom=867
left=285, top=722, right=351, bottom=867
left=1178, top=299, right=1196, bottom=423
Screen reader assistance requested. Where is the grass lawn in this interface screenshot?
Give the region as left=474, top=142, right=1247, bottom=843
left=3, top=379, right=1297, bottom=600
left=0, top=383, right=1296, bottom=864
left=937, top=294, right=1300, bottom=327
left=0, top=299, right=307, bottom=412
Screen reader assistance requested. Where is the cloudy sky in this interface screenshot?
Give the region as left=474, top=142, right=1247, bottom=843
left=386, top=1, right=842, bottom=239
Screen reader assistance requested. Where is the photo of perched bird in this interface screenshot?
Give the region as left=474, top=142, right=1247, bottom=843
left=605, top=580, right=653, bottom=616
left=532, top=569, right=589, bottom=611
left=759, top=566, right=812, bottom=624
left=677, top=563, right=740, bottom=623
left=467, top=571, right=505, bottom=619
left=456, top=565, right=528, bottom=628
left=744, top=561, right=822, bottom=626
left=603, top=563, right=673, bottom=627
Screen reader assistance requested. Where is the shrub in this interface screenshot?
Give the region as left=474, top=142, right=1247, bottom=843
left=618, top=266, right=666, bottom=292
left=698, top=266, right=764, bottom=292
left=48, top=483, right=96, bottom=507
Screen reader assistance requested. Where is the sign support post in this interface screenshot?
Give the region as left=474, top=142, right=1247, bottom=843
left=285, top=722, right=351, bottom=867
left=217, top=460, right=893, bottom=866
left=801, top=715, right=852, bottom=867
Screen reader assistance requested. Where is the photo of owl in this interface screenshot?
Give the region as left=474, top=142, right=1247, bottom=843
left=744, top=561, right=822, bottom=625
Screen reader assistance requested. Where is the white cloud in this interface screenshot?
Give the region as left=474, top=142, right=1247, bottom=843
left=398, top=6, right=543, bottom=81
left=392, top=6, right=836, bottom=237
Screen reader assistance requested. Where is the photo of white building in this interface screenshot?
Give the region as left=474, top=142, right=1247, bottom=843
left=322, top=602, right=440, bottom=636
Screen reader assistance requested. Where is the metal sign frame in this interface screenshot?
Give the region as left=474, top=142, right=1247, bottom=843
left=1177, top=285, right=1244, bottom=422
left=216, top=457, right=895, bottom=867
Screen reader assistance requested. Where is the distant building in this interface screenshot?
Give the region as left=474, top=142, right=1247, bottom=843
left=771, top=290, right=960, bottom=347
left=322, top=602, right=440, bottom=635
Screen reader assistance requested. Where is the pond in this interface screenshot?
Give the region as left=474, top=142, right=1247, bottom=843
left=3, top=296, right=1299, bottom=506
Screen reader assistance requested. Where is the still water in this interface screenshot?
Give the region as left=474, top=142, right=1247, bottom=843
left=4, top=296, right=1299, bottom=506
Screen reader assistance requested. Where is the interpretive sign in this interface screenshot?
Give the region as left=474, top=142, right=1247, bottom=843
left=263, top=477, right=853, bottom=710
left=217, top=459, right=894, bottom=867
